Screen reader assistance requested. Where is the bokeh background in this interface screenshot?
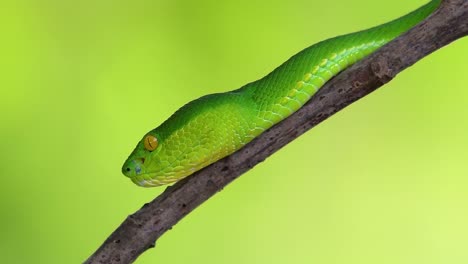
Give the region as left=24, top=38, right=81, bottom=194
left=1, top=0, right=467, bottom=263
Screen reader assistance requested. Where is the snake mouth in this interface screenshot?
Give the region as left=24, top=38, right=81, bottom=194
left=130, top=173, right=179, bottom=187
left=130, top=173, right=161, bottom=187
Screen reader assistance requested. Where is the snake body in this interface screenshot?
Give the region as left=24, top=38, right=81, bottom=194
left=122, top=1, right=440, bottom=187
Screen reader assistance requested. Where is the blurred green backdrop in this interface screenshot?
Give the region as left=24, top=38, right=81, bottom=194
left=1, top=0, right=467, bottom=263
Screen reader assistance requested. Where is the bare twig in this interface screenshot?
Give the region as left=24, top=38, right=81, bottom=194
left=85, top=0, right=468, bottom=263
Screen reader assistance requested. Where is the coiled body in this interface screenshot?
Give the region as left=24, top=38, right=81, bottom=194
left=122, top=1, right=440, bottom=187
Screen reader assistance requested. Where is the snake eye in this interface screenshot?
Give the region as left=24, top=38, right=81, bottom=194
left=144, top=135, right=158, bottom=151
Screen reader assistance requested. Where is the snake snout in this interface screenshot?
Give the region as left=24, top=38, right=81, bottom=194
left=122, top=158, right=145, bottom=177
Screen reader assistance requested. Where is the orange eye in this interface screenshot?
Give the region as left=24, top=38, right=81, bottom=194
left=144, top=135, right=158, bottom=151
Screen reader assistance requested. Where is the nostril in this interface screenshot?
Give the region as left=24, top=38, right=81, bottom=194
left=126, top=167, right=131, bottom=172
left=141, top=158, right=145, bottom=164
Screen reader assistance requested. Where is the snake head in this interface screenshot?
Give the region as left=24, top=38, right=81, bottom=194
left=121, top=127, right=206, bottom=187
left=122, top=133, right=169, bottom=187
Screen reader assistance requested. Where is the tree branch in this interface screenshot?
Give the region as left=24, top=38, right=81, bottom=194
left=85, top=0, right=467, bottom=263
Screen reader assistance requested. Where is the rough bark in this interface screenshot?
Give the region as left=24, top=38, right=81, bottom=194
left=85, top=0, right=467, bottom=263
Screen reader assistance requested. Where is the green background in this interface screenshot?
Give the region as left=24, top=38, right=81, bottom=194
left=1, top=0, right=467, bottom=263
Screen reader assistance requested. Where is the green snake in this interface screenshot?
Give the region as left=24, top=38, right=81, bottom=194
left=122, top=0, right=440, bottom=187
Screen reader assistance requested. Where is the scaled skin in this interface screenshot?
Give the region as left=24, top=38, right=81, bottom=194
left=122, top=0, right=440, bottom=187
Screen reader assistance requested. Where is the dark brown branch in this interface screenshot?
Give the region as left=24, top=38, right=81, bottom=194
left=85, top=1, right=467, bottom=263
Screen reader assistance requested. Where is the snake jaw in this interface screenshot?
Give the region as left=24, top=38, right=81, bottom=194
left=130, top=173, right=176, bottom=187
